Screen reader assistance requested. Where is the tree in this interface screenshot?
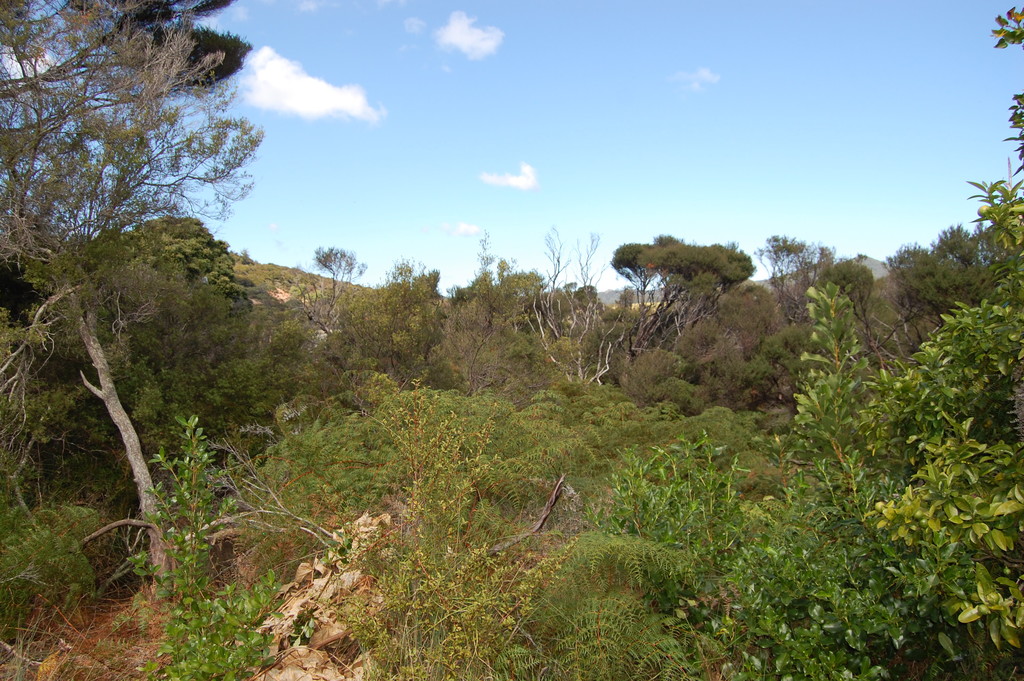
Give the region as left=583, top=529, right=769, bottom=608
left=109, top=0, right=253, bottom=84
left=442, top=246, right=550, bottom=398
left=0, top=0, right=261, bottom=570
left=297, top=246, right=365, bottom=334
left=756, top=235, right=835, bottom=323
left=885, top=224, right=1000, bottom=346
left=867, top=11, right=1024, bottom=650
left=870, top=183, right=1024, bottom=649
left=532, top=229, right=624, bottom=384
left=611, top=236, right=754, bottom=358
left=339, top=260, right=445, bottom=387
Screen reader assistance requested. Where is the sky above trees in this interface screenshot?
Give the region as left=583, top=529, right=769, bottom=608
left=204, top=1, right=1022, bottom=290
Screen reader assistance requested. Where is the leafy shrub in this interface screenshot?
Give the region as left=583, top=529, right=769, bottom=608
left=604, top=437, right=744, bottom=557
left=723, top=488, right=963, bottom=681
left=618, top=348, right=703, bottom=414
left=143, top=417, right=277, bottom=681
left=867, top=181, right=1024, bottom=652
left=0, top=504, right=98, bottom=636
left=347, top=389, right=569, bottom=680
left=674, top=406, right=781, bottom=497
left=528, top=381, right=684, bottom=475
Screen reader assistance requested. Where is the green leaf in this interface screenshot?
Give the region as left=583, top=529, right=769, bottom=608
left=938, top=631, right=955, bottom=656
left=1004, top=620, right=1022, bottom=648
left=991, top=528, right=1013, bottom=551
left=993, top=500, right=1024, bottom=516
left=991, top=616, right=1003, bottom=648
left=959, top=607, right=983, bottom=623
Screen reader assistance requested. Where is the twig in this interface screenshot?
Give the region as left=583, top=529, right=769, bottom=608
left=81, top=518, right=155, bottom=545
left=0, top=639, right=42, bottom=667
left=488, top=474, right=566, bottom=556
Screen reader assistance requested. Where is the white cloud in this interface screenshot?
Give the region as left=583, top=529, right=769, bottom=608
left=441, top=222, right=482, bottom=237
left=242, top=47, right=386, bottom=123
left=404, top=17, right=426, bottom=34
left=434, top=11, right=503, bottom=60
left=297, top=0, right=325, bottom=11
left=480, top=162, right=539, bottom=191
left=669, top=67, right=720, bottom=92
left=379, top=0, right=406, bottom=5
left=268, top=222, right=279, bottom=232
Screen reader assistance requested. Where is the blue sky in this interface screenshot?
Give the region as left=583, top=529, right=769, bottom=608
left=204, top=1, right=1023, bottom=291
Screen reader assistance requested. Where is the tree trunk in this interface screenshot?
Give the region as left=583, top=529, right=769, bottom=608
left=77, top=308, right=169, bottom=574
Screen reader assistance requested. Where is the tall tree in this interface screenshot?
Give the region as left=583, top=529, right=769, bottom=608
left=756, top=235, right=835, bottom=324
left=886, top=224, right=1000, bottom=343
left=443, top=249, right=549, bottom=398
left=77, top=0, right=252, bottom=84
left=0, top=0, right=261, bottom=570
left=297, top=247, right=365, bottom=335
left=532, top=229, right=623, bottom=384
left=611, top=236, right=754, bottom=358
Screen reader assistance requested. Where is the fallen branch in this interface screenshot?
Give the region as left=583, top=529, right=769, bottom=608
left=0, top=639, right=42, bottom=667
left=488, top=474, right=566, bottom=556
left=81, top=518, right=155, bottom=545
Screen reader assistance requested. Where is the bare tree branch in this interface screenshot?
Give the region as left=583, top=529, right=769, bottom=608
left=488, top=474, right=566, bottom=556
left=82, top=518, right=156, bottom=545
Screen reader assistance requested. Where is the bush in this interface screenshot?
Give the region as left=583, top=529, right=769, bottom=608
left=143, top=417, right=277, bottom=681
left=347, top=389, right=569, bottom=679
left=0, top=504, right=98, bottom=637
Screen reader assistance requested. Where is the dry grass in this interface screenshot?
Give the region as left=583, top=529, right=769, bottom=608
left=1, top=595, right=166, bottom=681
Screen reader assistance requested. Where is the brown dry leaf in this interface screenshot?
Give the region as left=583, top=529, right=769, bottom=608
left=249, top=514, right=390, bottom=681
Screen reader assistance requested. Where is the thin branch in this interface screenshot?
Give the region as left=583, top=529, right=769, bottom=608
left=82, top=518, right=155, bottom=545
left=488, top=474, right=566, bottom=556
left=0, top=640, right=42, bottom=667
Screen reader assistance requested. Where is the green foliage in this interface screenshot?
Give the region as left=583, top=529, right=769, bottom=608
left=595, top=286, right=973, bottom=679
left=315, top=260, right=448, bottom=388
left=128, top=218, right=247, bottom=302
left=529, top=539, right=695, bottom=681
left=617, top=348, right=702, bottom=413
left=526, top=381, right=684, bottom=482
left=723, top=493, right=961, bottom=681
left=143, top=417, right=276, bottom=681
left=604, top=437, right=744, bottom=560
left=0, top=504, right=98, bottom=637
left=821, top=259, right=875, bottom=312
left=756, top=235, right=836, bottom=324
left=886, top=224, right=1001, bottom=347
left=246, top=384, right=587, bottom=583
left=790, top=283, right=870, bottom=467
left=867, top=181, right=1024, bottom=651
left=674, top=283, right=807, bottom=412
left=674, top=407, right=780, bottom=497
left=442, top=254, right=554, bottom=399
left=612, top=236, right=755, bottom=356
left=347, top=389, right=569, bottom=680
left=612, top=237, right=755, bottom=297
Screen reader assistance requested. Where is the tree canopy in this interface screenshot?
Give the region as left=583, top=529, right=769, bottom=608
left=612, top=236, right=754, bottom=356
left=0, top=0, right=261, bottom=571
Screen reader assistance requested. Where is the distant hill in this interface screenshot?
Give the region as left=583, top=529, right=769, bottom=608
left=850, top=255, right=889, bottom=280
left=232, top=255, right=309, bottom=307
left=596, top=255, right=889, bottom=305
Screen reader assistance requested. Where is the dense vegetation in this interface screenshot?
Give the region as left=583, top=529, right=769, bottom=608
left=4, top=2, right=1024, bottom=679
